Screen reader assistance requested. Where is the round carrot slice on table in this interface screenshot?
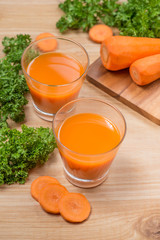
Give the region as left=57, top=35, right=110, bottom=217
left=59, top=192, right=91, bottom=223
left=39, top=183, right=68, bottom=214
left=35, top=32, right=57, bottom=52
left=89, top=24, right=113, bottom=43
left=31, top=176, right=59, bottom=202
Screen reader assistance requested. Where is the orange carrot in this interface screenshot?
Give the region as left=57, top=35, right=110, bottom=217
left=89, top=24, right=113, bottom=43
left=35, top=32, right=57, bottom=52
left=130, top=54, right=160, bottom=86
left=31, top=176, right=59, bottom=202
left=100, top=36, right=160, bottom=71
left=39, top=183, right=68, bottom=214
left=59, top=192, right=91, bottom=223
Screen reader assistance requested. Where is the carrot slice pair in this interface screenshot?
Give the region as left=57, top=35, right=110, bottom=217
left=89, top=24, right=113, bottom=43
left=35, top=32, right=57, bottom=52
left=30, top=176, right=91, bottom=223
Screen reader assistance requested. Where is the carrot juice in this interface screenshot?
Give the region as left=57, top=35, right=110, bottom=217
left=57, top=113, right=121, bottom=180
left=26, top=52, right=85, bottom=114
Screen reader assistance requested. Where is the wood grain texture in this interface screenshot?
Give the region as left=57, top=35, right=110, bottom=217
left=0, top=1, right=160, bottom=240
left=87, top=58, right=160, bottom=125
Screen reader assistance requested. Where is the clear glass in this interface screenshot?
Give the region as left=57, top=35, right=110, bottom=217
left=53, top=98, right=126, bottom=188
left=21, top=37, right=89, bottom=121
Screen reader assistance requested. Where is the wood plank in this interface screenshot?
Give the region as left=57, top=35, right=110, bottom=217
left=87, top=58, right=160, bottom=125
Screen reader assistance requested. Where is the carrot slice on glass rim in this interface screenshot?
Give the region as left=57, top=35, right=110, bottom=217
left=35, top=32, right=58, bottom=52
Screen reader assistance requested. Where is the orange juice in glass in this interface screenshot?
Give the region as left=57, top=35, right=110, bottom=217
left=21, top=37, right=89, bottom=121
left=53, top=98, right=126, bottom=188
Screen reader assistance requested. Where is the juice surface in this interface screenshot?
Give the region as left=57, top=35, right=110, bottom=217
left=58, top=113, right=121, bottom=155
left=27, top=52, right=84, bottom=85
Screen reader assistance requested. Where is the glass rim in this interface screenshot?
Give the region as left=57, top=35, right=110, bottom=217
left=21, top=36, right=90, bottom=87
left=53, top=98, right=127, bottom=159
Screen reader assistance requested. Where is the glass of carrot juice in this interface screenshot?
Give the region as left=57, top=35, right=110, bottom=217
left=21, top=37, right=89, bottom=121
left=53, top=98, right=126, bottom=188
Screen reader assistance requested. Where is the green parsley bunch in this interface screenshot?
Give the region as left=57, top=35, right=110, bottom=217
left=0, top=125, right=57, bottom=185
left=56, top=0, right=160, bottom=38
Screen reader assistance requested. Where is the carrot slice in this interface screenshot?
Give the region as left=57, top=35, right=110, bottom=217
left=39, top=183, right=68, bottom=214
left=59, top=192, right=91, bottom=223
left=89, top=24, right=113, bottom=43
left=35, top=32, right=57, bottom=52
left=31, top=176, right=59, bottom=202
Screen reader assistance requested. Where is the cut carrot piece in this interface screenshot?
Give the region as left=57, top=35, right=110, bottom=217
left=130, top=54, right=160, bottom=86
left=100, top=36, right=160, bottom=71
left=59, top=192, right=91, bottom=223
left=31, top=176, right=59, bottom=202
left=89, top=24, right=113, bottom=43
left=35, top=32, right=57, bottom=52
left=39, top=183, right=68, bottom=214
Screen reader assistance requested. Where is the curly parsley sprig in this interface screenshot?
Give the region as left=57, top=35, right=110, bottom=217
left=0, top=34, right=31, bottom=124
left=0, top=124, right=57, bottom=185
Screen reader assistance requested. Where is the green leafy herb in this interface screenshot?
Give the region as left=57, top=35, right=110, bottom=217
left=56, top=0, right=160, bottom=38
left=0, top=35, right=57, bottom=185
left=99, top=0, right=119, bottom=27
left=114, top=0, right=160, bottom=37
left=0, top=124, right=56, bottom=185
left=56, top=0, right=118, bottom=32
left=0, top=34, right=32, bottom=124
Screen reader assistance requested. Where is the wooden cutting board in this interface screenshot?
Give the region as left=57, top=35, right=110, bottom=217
left=86, top=57, right=160, bottom=125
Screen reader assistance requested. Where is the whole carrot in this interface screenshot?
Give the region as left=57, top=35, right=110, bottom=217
left=100, top=36, right=160, bottom=71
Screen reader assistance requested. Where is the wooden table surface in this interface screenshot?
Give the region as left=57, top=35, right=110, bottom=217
left=0, top=1, right=160, bottom=240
